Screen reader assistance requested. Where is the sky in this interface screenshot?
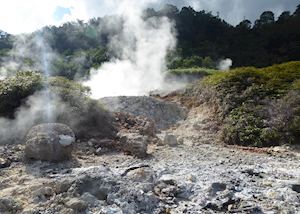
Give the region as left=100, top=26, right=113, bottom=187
left=0, top=0, right=299, bottom=34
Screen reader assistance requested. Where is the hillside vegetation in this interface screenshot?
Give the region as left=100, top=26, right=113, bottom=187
left=0, top=72, right=116, bottom=142
left=184, top=61, right=300, bottom=147
left=1, top=4, right=300, bottom=79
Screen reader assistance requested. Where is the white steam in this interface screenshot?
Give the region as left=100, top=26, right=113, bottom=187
left=218, top=58, right=233, bottom=71
left=0, top=33, right=58, bottom=77
left=84, top=1, right=176, bottom=98
left=0, top=91, right=67, bottom=144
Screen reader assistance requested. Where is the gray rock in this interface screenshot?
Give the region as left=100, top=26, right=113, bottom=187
left=60, top=208, right=75, bottom=214
left=24, top=123, right=75, bottom=162
left=292, top=184, right=300, bottom=193
left=0, top=158, right=11, bottom=168
left=120, top=133, right=148, bottom=158
left=32, top=186, right=54, bottom=201
left=21, top=209, right=39, bottom=214
left=209, top=182, right=227, bottom=196
left=65, top=198, right=88, bottom=212
left=80, top=192, right=99, bottom=207
left=0, top=197, right=22, bottom=213
left=54, top=179, right=73, bottom=194
left=100, top=205, right=123, bottom=214
left=100, top=96, right=187, bottom=130
left=126, top=167, right=154, bottom=183
left=163, top=134, right=178, bottom=146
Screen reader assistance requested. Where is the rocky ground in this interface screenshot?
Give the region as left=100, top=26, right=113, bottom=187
left=0, top=96, right=299, bottom=214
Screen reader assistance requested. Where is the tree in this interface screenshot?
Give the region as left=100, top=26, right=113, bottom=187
left=202, top=56, right=214, bottom=68
left=260, top=11, right=275, bottom=24
left=159, top=4, right=179, bottom=18
left=294, top=4, right=300, bottom=17
left=278, top=11, right=291, bottom=22
left=254, top=11, right=275, bottom=27
left=236, top=20, right=252, bottom=29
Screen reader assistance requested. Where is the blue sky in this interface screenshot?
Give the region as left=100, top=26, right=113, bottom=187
left=53, top=6, right=71, bottom=22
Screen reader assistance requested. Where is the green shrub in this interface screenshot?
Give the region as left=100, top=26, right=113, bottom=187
left=0, top=72, right=117, bottom=140
left=190, top=61, right=300, bottom=146
left=49, top=76, right=117, bottom=139
left=168, top=67, right=218, bottom=76
left=0, top=71, right=43, bottom=117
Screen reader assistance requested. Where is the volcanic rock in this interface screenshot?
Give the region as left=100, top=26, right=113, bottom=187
left=65, top=198, right=88, bottom=212
left=0, top=197, right=22, bottom=213
left=119, top=133, right=148, bottom=158
left=0, top=158, right=11, bottom=168
left=100, top=96, right=188, bottom=130
left=24, top=123, right=75, bottom=162
left=163, top=133, right=178, bottom=146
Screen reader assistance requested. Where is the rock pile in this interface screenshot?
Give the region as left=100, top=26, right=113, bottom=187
left=115, top=112, right=156, bottom=137
left=100, top=96, right=188, bottom=130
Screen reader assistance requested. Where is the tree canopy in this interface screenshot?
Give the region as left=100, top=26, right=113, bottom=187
left=1, top=4, right=300, bottom=77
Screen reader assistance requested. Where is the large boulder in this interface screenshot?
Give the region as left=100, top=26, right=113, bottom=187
left=119, top=133, right=149, bottom=158
left=24, top=123, right=75, bottom=162
left=99, top=96, right=188, bottom=130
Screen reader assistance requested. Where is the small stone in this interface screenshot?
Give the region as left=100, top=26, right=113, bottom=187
left=21, top=208, right=40, bottom=214
left=186, top=174, right=196, bottom=182
left=163, top=134, right=178, bottom=146
left=291, top=184, right=300, bottom=193
left=95, top=148, right=102, bottom=155
left=60, top=208, right=75, bottom=214
left=65, top=198, right=88, bottom=212
left=0, top=197, right=22, bottom=213
left=126, top=167, right=154, bottom=182
left=120, top=133, right=148, bottom=158
left=33, top=187, right=54, bottom=199
left=0, top=158, right=11, bottom=168
left=80, top=192, right=98, bottom=206
left=88, top=138, right=96, bottom=146
left=55, top=180, right=73, bottom=194
left=177, top=137, right=184, bottom=144
left=209, top=182, right=227, bottom=196
left=100, top=205, right=123, bottom=214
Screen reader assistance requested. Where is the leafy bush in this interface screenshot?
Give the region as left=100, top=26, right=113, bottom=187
left=189, top=61, right=300, bottom=146
left=168, top=56, right=215, bottom=69
left=49, top=76, right=117, bottom=139
left=0, top=72, right=117, bottom=141
left=0, top=71, right=43, bottom=117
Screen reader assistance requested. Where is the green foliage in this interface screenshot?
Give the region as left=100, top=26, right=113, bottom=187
left=2, top=4, right=300, bottom=75
left=48, top=76, right=116, bottom=139
left=222, top=106, right=268, bottom=147
left=203, top=61, right=300, bottom=97
left=202, top=57, right=215, bottom=69
left=192, top=61, right=300, bottom=147
left=0, top=72, right=117, bottom=139
left=0, top=71, right=43, bottom=117
left=50, top=48, right=108, bottom=79
left=169, top=67, right=218, bottom=75
left=169, top=56, right=215, bottom=69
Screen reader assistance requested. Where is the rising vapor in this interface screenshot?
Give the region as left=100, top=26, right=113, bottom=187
left=218, top=58, right=233, bottom=71
left=84, top=0, right=176, bottom=98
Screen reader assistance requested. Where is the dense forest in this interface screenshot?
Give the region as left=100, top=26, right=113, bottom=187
left=0, top=4, right=300, bottom=79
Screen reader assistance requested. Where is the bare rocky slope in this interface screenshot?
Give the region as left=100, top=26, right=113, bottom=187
left=0, top=95, right=299, bottom=214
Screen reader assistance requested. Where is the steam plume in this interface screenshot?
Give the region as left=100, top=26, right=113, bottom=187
left=0, top=91, right=67, bottom=144
left=84, top=1, right=176, bottom=98
left=218, top=58, right=233, bottom=71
